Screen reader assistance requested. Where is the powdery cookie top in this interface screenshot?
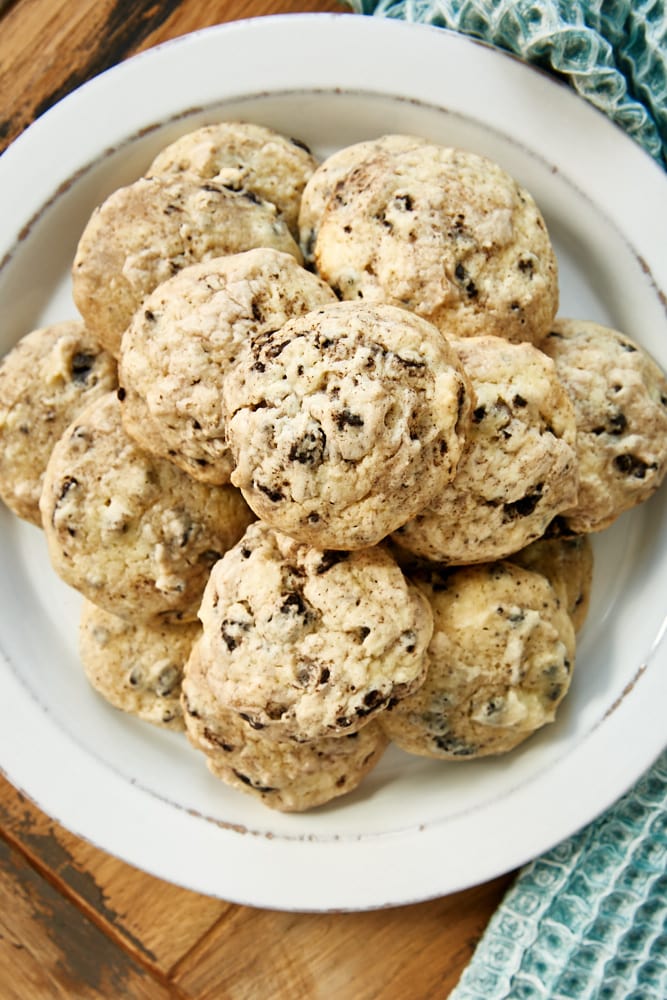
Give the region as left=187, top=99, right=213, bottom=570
left=379, top=561, right=576, bottom=759
left=182, top=639, right=388, bottom=812
left=541, top=319, right=667, bottom=533
left=119, top=249, right=336, bottom=485
left=0, top=320, right=117, bottom=526
left=79, top=600, right=200, bottom=730
left=298, top=134, right=428, bottom=263
left=196, top=521, right=433, bottom=742
left=510, top=535, right=594, bottom=633
left=40, top=392, right=254, bottom=625
left=146, top=121, right=318, bottom=237
left=224, top=301, right=472, bottom=549
left=72, top=174, right=302, bottom=356
left=392, top=336, right=578, bottom=564
left=313, top=142, right=559, bottom=343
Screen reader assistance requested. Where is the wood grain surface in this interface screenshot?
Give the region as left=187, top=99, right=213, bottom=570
left=0, top=2, right=517, bottom=996
left=0, top=0, right=347, bottom=153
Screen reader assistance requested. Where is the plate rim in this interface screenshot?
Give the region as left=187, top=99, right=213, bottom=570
left=1, top=13, right=666, bottom=911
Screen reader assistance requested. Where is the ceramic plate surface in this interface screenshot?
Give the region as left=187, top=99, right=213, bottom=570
left=1, top=14, right=666, bottom=911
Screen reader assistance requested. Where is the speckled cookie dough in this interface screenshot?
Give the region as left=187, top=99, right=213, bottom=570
left=0, top=320, right=117, bottom=526
left=72, top=174, right=302, bottom=356
left=541, top=319, right=667, bottom=533
left=196, top=521, right=433, bottom=742
left=298, top=133, right=428, bottom=263
left=392, top=336, right=578, bottom=564
left=40, top=392, right=254, bottom=625
left=223, top=300, right=472, bottom=549
left=182, top=639, right=389, bottom=811
left=510, top=535, right=594, bottom=633
left=313, top=142, right=559, bottom=343
left=379, top=561, right=576, bottom=759
left=79, top=600, right=200, bottom=730
left=119, top=249, right=336, bottom=485
left=146, top=121, right=318, bottom=237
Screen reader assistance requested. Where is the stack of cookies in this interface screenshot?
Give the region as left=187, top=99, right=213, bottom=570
left=2, top=122, right=666, bottom=812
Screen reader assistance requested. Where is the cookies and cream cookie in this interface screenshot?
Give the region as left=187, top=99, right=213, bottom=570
left=146, top=121, right=318, bottom=237
left=510, top=535, right=594, bottom=633
left=380, top=561, right=576, bottom=759
left=182, top=639, right=388, bottom=811
left=540, top=319, right=667, bottom=533
left=223, top=300, right=472, bottom=549
left=72, top=174, right=302, bottom=356
left=298, top=133, right=428, bottom=262
left=196, top=521, right=433, bottom=742
left=79, top=600, right=200, bottom=730
left=313, top=142, right=559, bottom=343
left=40, top=392, right=254, bottom=625
left=119, top=249, right=336, bottom=485
left=0, top=320, right=117, bottom=525
left=393, top=336, right=578, bottom=564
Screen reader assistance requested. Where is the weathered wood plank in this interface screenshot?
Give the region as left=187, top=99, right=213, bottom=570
left=0, top=775, right=231, bottom=977
left=172, top=875, right=515, bottom=1000
left=0, top=0, right=347, bottom=152
left=0, top=832, right=177, bottom=999
left=0, top=0, right=180, bottom=149
left=137, top=0, right=348, bottom=51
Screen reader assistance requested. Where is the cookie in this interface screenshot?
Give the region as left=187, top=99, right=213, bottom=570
left=72, top=174, right=302, bottom=356
left=146, top=121, right=318, bottom=237
left=223, top=300, right=472, bottom=549
left=40, top=392, right=254, bottom=625
left=298, top=133, right=428, bottom=263
left=182, top=639, right=388, bottom=811
left=541, top=319, right=667, bottom=532
left=196, top=521, right=433, bottom=742
left=313, top=142, right=559, bottom=343
left=0, top=320, right=117, bottom=525
left=79, top=600, right=200, bottom=730
left=379, top=561, right=576, bottom=759
left=392, top=335, right=578, bottom=564
left=118, top=249, right=336, bottom=485
left=510, top=535, right=594, bottom=633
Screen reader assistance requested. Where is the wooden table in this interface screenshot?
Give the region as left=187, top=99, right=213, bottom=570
left=0, top=2, right=516, bottom=996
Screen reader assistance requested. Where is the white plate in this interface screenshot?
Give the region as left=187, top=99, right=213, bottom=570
left=1, top=13, right=666, bottom=912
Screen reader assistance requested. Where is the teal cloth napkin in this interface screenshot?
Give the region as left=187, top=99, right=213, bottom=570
left=345, top=0, right=667, bottom=167
left=341, top=2, right=667, bottom=996
left=450, top=750, right=667, bottom=999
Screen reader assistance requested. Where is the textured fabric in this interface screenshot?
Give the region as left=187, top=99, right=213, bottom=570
left=345, top=0, right=667, bottom=166
left=339, top=4, right=667, bottom=996
left=450, top=750, right=667, bottom=1000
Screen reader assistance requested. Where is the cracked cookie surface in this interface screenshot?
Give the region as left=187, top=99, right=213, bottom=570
left=196, top=521, right=433, bottom=742
left=393, top=335, right=578, bottom=564
left=40, top=392, right=254, bottom=625
left=540, top=318, right=667, bottom=533
left=510, top=534, right=594, bottom=634
left=380, top=561, right=576, bottom=759
left=0, top=320, right=117, bottom=525
left=79, top=600, right=200, bottom=730
left=146, top=120, right=318, bottom=236
left=72, top=174, right=302, bottom=356
left=182, top=639, right=388, bottom=811
left=119, top=249, right=336, bottom=485
left=298, top=133, right=428, bottom=263
left=313, top=142, right=558, bottom=343
left=224, top=300, right=472, bottom=549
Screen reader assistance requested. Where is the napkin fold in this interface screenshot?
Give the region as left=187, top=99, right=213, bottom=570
left=345, top=0, right=667, bottom=167
left=342, top=2, right=667, bottom=996
left=450, top=749, right=667, bottom=999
